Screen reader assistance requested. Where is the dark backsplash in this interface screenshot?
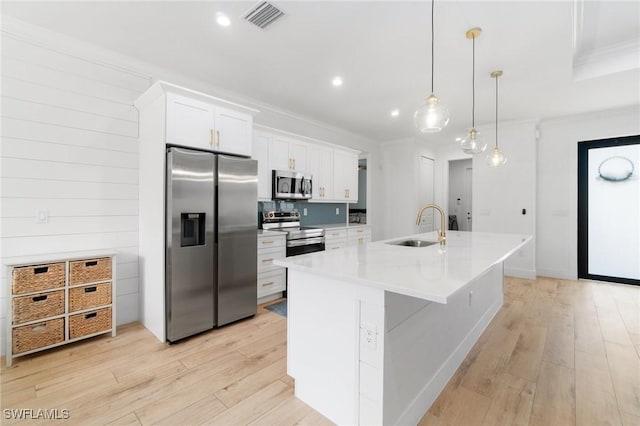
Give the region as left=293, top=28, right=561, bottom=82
left=258, top=201, right=347, bottom=227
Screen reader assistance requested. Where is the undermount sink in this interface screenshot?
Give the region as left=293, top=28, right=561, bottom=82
left=386, top=239, right=438, bottom=248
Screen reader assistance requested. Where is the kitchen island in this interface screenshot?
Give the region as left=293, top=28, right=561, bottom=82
left=274, top=230, right=531, bottom=425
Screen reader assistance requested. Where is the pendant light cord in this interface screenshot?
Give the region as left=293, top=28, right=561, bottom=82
left=471, top=34, right=475, bottom=128
left=495, top=74, right=499, bottom=148
left=430, top=0, right=435, bottom=94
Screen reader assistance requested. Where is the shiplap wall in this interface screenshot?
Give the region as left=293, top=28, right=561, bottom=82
left=0, top=31, right=151, bottom=355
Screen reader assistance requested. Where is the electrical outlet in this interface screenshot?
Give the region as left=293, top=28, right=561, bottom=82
left=361, top=322, right=377, bottom=350
left=36, top=209, right=49, bottom=224
left=303, top=208, right=307, bottom=216
left=335, top=207, right=340, bottom=215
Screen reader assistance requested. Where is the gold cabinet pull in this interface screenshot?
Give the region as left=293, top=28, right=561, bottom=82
left=289, top=158, right=292, bottom=169
left=261, top=240, right=274, bottom=244
left=293, top=158, right=296, bottom=170
left=262, top=281, right=275, bottom=286
left=261, top=258, right=274, bottom=263
left=210, top=129, right=214, bottom=146
left=216, top=130, right=221, bottom=147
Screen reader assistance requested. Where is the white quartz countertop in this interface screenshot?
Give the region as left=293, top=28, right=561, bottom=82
left=274, top=231, right=531, bottom=304
left=313, top=223, right=371, bottom=230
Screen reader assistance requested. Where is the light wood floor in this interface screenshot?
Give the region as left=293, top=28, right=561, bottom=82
left=2, top=277, right=639, bottom=425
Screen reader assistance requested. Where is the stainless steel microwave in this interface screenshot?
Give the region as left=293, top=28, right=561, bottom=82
left=272, top=170, right=312, bottom=200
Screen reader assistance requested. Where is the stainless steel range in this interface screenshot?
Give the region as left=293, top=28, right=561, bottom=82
left=261, top=210, right=325, bottom=256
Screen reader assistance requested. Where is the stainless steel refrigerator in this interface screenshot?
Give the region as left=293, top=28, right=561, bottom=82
left=166, top=147, right=257, bottom=342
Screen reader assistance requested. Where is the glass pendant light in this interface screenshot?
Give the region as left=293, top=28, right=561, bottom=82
left=487, top=70, right=507, bottom=167
left=460, top=28, right=487, bottom=154
left=414, top=0, right=449, bottom=133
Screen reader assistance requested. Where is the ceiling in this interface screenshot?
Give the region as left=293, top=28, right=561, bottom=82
left=2, top=1, right=639, bottom=143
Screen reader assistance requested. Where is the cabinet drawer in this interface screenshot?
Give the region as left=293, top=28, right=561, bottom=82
left=258, top=236, right=285, bottom=249
left=69, top=283, right=112, bottom=312
left=69, top=257, right=112, bottom=285
left=12, top=318, right=64, bottom=354
left=69, top=307, right=112, bottom=339
left=325, top=229, right=347, bottom=241
left=12, top=263, right=65, bottom=295
left=258, top=270, right=286, bottom=298
left=326, top=241, right=346, bottom=251
left=258, top=247, right=285, bottom=273
left=347, top=227, right=371, bottom=238
left=13, top=290, right=65, bottom=325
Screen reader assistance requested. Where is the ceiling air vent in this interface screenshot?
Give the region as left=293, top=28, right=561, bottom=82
left=244, top=1, right=285, bottom=30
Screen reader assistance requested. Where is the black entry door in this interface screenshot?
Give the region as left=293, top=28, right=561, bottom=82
left=577, top=135, right=639, bottom=285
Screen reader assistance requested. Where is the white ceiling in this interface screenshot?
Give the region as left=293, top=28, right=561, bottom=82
left=2, top=1, right=639, bottom=143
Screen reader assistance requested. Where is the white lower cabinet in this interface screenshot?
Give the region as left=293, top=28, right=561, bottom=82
left=347, top=226, right=372, bottom=247
left=257, top=233, right=286, bottom=301
left=325, top=228, right=348, bottom=251
left=258, top=270, right=286, bottom=299
left=324, top=226, right=371, bottom=250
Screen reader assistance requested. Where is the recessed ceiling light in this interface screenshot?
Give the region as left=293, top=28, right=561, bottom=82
left=332, top=76, right=343, bottom=87
left=455, top=137, right=462, bottom=141
left=391, top=109, right=400, bottom=117
left=216, top=12, right=231, bottom=27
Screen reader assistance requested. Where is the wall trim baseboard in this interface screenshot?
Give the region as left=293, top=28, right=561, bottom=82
left=536, top=268, right=577, bottom=280
left=505, top=267, right=537, bottom=280
left=396, top=297, right=502, bottom=426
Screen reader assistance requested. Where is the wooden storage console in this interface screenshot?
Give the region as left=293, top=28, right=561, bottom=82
left=6, top=251, right=116, bottom=367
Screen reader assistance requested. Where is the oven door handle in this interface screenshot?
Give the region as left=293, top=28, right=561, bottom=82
left=286, top=237, right=326, bottom=247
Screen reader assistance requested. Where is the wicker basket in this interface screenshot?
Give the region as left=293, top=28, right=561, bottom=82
left=69, top=307, right=112, bottom=339
left=12, top=318, right=64, bottom=354
left=69, top=257, right=112, bottom=285
left=69, top=282, right=112, bottom=312
left=13, top=290, right=65, bottom=325
left=12, top=263, right=65, bottom=295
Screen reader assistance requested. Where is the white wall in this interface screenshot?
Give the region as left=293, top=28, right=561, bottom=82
left=537, top=106, right=640, bottom=279
left=0, top=17, right=382, bottom=354
left=472, top=120, right=538, bottom=279
left=0, top=21, right=151, bottom=355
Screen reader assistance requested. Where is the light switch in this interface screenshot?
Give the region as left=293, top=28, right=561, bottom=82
left=303, top=208, right=308, bottom=216
left=36, top=209, right=49, bottom=224
left=336, top=207, right=340, bottom=215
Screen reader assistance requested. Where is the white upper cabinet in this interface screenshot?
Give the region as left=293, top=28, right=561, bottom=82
left=215, top=107, right=253, bottom=157
left=269, top=136, right=308, bottom=173
left=166, top=93, right=215, bottom=150
left=166, top=93, right=253, bottom=156
left=251, top=127, right=359, bottom=203
left=252, top=131, right=272, bottom=201
left=269, top=136, right=291, bottom=171
left=307, top=145, right=333, bottom=201
left=289, top=141, right=308, bottom=172
left=137, top=82, right=257, bottom=157
left=333, top=149, right=358, bottom=203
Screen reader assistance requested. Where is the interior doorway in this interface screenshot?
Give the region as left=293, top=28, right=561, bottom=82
left=417, top=156, right=435, bottom=232
left=448, top=159, right=473, bottom=231
left=578, top=135, right=639, bottom=285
